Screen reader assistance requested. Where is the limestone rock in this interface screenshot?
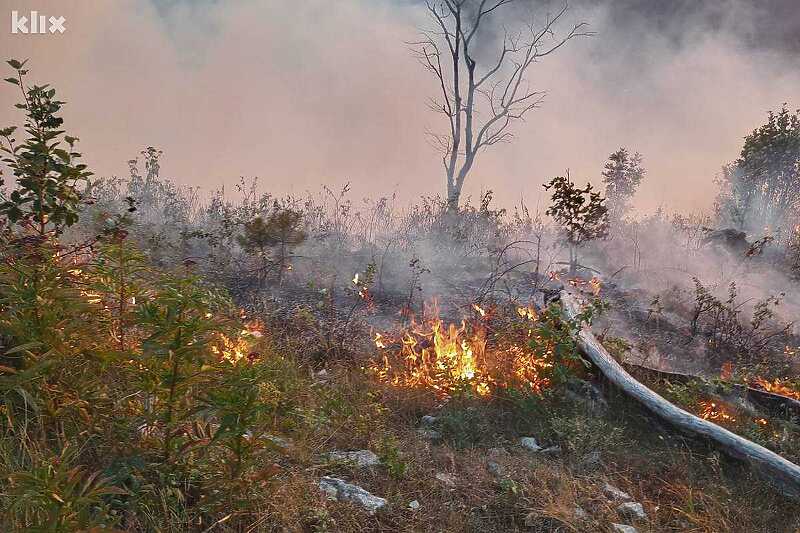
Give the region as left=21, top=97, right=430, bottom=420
left=326, top=450, right=381, bottom=468
left=319, top=476, right=387, bottom=515
left=602, top=482, right=632, bottom=502
left=519, top=437, right=542, bottom=451
left=617, top=501, right=647, bottom=521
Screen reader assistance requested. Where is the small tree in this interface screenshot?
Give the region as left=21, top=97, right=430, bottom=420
left=238, top=206, right=306, bottom=288
left=544, top=174, right=608, bottom=274
left=601, top=147, right=645, bottom=228
left=0, top=59, right=91, bottom=236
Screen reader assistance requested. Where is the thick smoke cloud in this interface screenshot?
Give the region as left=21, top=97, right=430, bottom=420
left=1, top=0, right=798, bottom=214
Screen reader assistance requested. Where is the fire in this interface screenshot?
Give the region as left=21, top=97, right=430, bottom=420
left=472, top=304, right=487, bottom=317
left=752, top=377, right=800, bottom=401
left=567, top=276, right=602, bottom=296
left=698, top=400, right=736, bottom=423
left=211, top=320, right=265, bottom=364
left=369, top=304, right=552, bottom=399
left=517, top=305, right=538, bottom=321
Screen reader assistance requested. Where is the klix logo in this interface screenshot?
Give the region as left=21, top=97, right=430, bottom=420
left=11, top=10, right=66, bottom=34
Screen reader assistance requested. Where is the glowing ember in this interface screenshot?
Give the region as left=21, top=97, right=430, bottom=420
left=369, top=304, right=552, bottom=399
left=698, top=400, right=736, bottom=423
left=472, top=304, right=487, bottom=317
left=752, top=377, right=800, bottom=401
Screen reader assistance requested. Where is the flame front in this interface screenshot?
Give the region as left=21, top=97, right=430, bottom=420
left=211, top=319, right=265, bottom=364
left=753, top=377, right=800, bottom=401
left=370, top=306, right=552, bottom=399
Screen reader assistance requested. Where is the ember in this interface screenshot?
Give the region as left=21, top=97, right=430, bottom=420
left=698, top=400, right=737, bottom=423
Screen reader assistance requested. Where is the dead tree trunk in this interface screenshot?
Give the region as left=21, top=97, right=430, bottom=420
left=560, top=290, right=800, bottom=498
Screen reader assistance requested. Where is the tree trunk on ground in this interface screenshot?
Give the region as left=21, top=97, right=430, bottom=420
left=560, top=289, right=800, bottom=499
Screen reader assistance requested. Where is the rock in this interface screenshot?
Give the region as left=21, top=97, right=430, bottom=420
left=611, top=524, right=638, bottom=533
left=408, top=500, right=420, bottom=510
left=519, top=437, right=542, bottom=451
left=539, top=445, right=562, bottom=456
left=326, top=450, right=381, bottom=468
left=313, top=369, right=331, bottom=384
left=435, top=472, right=457, bottom=488
left=602, top=483, right=632, bottom=502
left=417, top=428, right=442, bottom=440
left=486, top=461, right=507, bottom=478
left=318, top=476, right=387, bottom=515
left=420, top=415, right=438, bottom=426
left=617, top=502, right=647, bottom=521
left=487, top=447, right=508, bottom=457
left=265, top=434, right=292, bottom=450
left=574, top=506, right=589, bottom=520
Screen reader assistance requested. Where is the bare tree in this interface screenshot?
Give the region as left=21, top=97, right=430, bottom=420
left=413, top=1, right=591, bottom=210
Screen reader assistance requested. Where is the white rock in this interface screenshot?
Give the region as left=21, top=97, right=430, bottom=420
left=408, top=500, right=420, bottom=510
left=519, top=437, right=542, bottom=451
left=617, top=501, right=647, bottom=521
left=539, top=445, right=562, bottom=455
left=318, top=476, right=387, bottom=515
left=602, top=482, right=632, bottom=501
left=611, top=524, right=638, bottom=533
left=313, top=369, right=332, bottom=384
left=326, top=450, right=381, bottom=468
left=435, top=472, right=457, bottom=487
left=574, top=506, right=589, bottom=520
left=265, top=434, right=292, bottom=450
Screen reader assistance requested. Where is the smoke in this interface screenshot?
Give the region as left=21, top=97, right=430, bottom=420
left=1, top=0, right=798, bottom=214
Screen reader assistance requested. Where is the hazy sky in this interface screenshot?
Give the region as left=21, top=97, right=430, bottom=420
left=1, top=0, right=798, bottom=213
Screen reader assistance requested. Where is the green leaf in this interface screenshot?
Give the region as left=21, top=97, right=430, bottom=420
left=4, top=77, right=19, bottom=85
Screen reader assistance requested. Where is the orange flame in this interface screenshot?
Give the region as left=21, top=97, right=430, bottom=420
left=752, top=377, right=800, bottom=401
left=211, top=320, right=265, bottom=364
left=369, top=305, right=552, bottom=399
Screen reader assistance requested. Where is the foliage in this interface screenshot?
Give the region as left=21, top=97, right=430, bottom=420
left=1, top=59, right=91, bottom=235
left=238, top=206, right=307, bottom=287
left=544, top=174, right=609, bottom=273
left=716, top=104, right=800, bottom=234
left=601, top=147, right=645, bottom=225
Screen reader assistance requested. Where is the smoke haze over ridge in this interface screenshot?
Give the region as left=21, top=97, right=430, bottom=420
left=1, top=0, right=798, bottom=214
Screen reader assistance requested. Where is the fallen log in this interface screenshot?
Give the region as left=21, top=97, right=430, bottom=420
left=623, top=361, right=800, bottom=420
left=560, top=289, right=800, bottom=498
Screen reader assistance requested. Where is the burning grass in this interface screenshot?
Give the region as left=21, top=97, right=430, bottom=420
left=367, top=301, right=583, bottom=399
left=751, top=377, right=800, bottom=401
